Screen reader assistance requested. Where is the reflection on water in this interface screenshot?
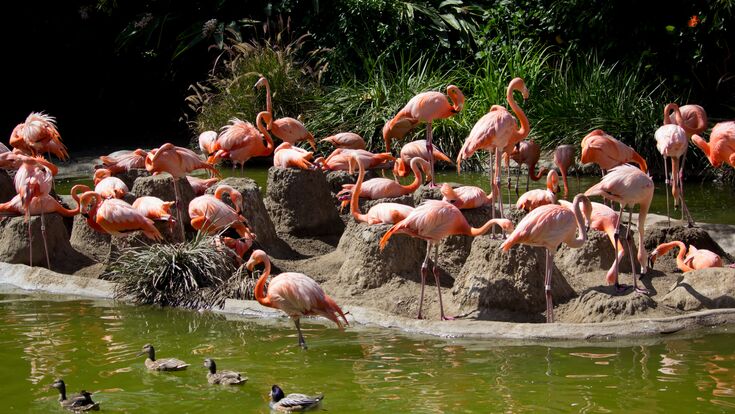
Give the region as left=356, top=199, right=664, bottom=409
left=0, top=293, right=734, bottom=412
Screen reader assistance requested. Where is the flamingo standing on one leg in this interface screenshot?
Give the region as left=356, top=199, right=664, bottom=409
left=145, top=143, right=220, bottom=240
left=348, top=154, right=414, bottom=225
left=457, top=78, right=531, bottom=225
left=501, top=194, right=592, bottom=322
left=9, top=112, right=68, bottom=160
left=79, top=191, right=162, bottom=240
left=93, top=169, right=129, bottom=199
left=99, top=149, right=147, bottom=174
left=580, top=129, right=648, bottom=174
left=440, top=183, right=494, bottom=210
left=188, top=185, right=254, bottom=240
left=585, top=164, right=654, bottom=294
left=246, top=249, right=348, bottom=349
left=380, top=200, right=514, bottom=320
left=392, top=139, right=453, bottom=181
left=321, top=132, right=366, bottom=150
left=508, top=140, right=548, bottom=194
left=553, top=144, right=577, bottom=199
left=385, top=85, right=465, bottom=186
left=692, top=121, right=735, bottom=168
left=254, top=76, right=316, bottom=150
left=655, top=103, right=694, bottom=227
left=648, top=240, right=723, bottom=272
left=515, top=170, right=560, bottom=212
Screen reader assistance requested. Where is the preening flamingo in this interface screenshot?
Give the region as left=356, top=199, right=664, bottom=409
left=93, top=169, right=129, bottom=199
left=132, top=196, right=176, bottom=230
left=254, top=76, right=316, bottom=150
left=385, top=85, right=464, bottom=186
left=273, top=142, right=317, bottom=170
left=655, top=103, right=694, bottom=227
left=348, top=154, right=414, bottom=225
left=585, top=164, right=654, bottom=294
left=198, top=130, right=218, bottom=156
left=508, top=140, right=548, bottom=194
left=501, top=194, right=592, bottom=322
left=207, top=112, right=275, bottom=169
left=440, top=183, right=494, bottom=210
left=246, top=249, right=348, bottom=349
left=146, top=143, right=220, bottom=240
left=649, top=241, right=723, bottom=272
left=79, top=191, right=162, bottom=240
left=188, top=184, right=254, bottom=240
left=666, top=104, right=707, bottom=137
left=553, top=144, right=577, bottom=198
left=99, top=149, right=147, bottom=173
left=692, top=121, right=735, bottom=168
left=321, top=132, right=366, bottom=150
left=186, top=176, right=220, bottom=196
left=9, top=112, right=68, bottom=160
left=457, top=77, right=531, bottom=223
left=515, top=170, right=560, bottom=212
left=393, top=139, right=452, bottom=181
left=380, top=200, right=514, bottom=320
left=337, top=157, right=429, bottom=211
left=580, top=129, right=648, bottom=174
left=317, top=148, right=394, bottom=172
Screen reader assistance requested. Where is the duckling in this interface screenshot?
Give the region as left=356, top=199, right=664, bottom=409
left=50, top=379, right=100, bottom=412
left=137, top=344, right=189, bottom=371
left=269, top=384, right=324, bottom=412
left=203, top=358, right=247, bottom=385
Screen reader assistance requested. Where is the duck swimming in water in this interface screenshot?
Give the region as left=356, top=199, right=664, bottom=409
left=203, top=358, right=247, bottom=385
left=51, top=379, right=100, bottom=412
left=137, top=344, right=189, bottom=371
left=269, top=384, right=324, bottom=412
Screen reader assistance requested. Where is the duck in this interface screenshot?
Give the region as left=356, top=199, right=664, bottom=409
left=203, top=358, right=247, bottom=385
left=51, top=379, right=100, bottom=412
left=269, top=384, right=324, bottom=412
left=137, top=344, right=189, bottom=371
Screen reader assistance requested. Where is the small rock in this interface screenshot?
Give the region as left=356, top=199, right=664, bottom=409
left=661, top=267, right=735, bottom=311
left=560, top=288, right=657, bottom=323
left=70, top=215, right=112, bottom=262
left=0, top=170, right=14, bottom=203
left=0, top=214, right=75, bottom=267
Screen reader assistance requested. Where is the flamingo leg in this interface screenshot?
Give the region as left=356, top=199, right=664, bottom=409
left=544, top=248, right=555, bottom=323
left=613, top=203, right=630, bottom=292
left=294, top=318, right=307, bottom=349
left=525, top=165, right=530, bottom=192
left=494, top=148, right=505, bottom=222
left=514, top=163, right=520, bottom=195
left=417, top=242, right=431, bottom=319
left=488, top=154, right=496, bottom=239
left=40, top=213, right=51, bottom=269
left=677, top=156, right=695, bottom=227
left=432, top=243, right=453, bottom=321
left=27, top=219, right=33, bottom=267
left=625, top=210, right=650, bottom=295
left=425, top=121, right=436, bottom=188
left=172, top=178, right=186, bottom=242
left=663, top=154, right=671, bottom=227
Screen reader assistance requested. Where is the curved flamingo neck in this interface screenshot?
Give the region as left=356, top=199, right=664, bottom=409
left=253, top=256, right=272, bottom=307
left=350, top=157, right=369, bottom=222
left=529, top=164, right=547, bottom=181
left=256, top=112, right=274, bottom=155
left=468, top=218, right=506, bottom=237
left=263, top=79, right=272, bottom=115
left=507, top=82, right=530, bottom=142
left=659, top=241, right=690, bottom=271
left=567, top=195, right=590, bottom=248
left=403, top=158, right=425, bottom=192
left=664, top=103, right=684, bottom=127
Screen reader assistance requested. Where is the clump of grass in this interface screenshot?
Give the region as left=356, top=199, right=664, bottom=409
left=102, top=234, right=241, bottom=309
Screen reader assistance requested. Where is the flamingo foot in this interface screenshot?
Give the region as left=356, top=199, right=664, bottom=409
left=416, top=312, right=425, bottom=320
left=615, top=283, right=631, bottom=294
left=441, top=315, right=455, bottom=321
left=635, top=287, right=651, bottom=296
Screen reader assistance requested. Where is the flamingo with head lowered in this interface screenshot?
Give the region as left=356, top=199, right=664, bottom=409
left=648, top=241, right=723, bottom=272
left=337, top=157, right=429, bottom=211
left=515, top=170, right=560, bottom=212
left=440, top=183, right=494, bottom=210
left=507, top=140, right=548, bottom=195
left=692, top=121, right=735, bottom=169
left=347, top=154, right=414, bottom=225
left=188, top=184, right=254, bottom=241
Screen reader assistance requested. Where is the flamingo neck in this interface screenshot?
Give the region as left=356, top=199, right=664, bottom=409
left=403, top=159, right=424, bottom=192
left=508, top=86, right=530, bottom=142
left=254, top=257, right=272, bottom=307
left=529, top=164, right=547, bottom=181
left=264, top=80, right=272, bottom=116
left=567, top=197, right=589, bottom=248
left=256, top=113, right=274, bottom=155
left=469, top=218, right=504, bottom=237
left=350, top=158, right=369, bottom=223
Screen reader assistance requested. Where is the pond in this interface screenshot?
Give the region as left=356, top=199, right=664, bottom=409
left=2, top=291, right=734, bottom=413
left=56, top=167, right=735, bottom=225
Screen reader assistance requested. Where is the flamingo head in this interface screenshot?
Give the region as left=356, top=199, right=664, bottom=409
left=93, top=168, right=112, bottom=185
left=648, top=249, right=660, bottom=269
left=440, top=183, right=459, bottom=205
left=546, top=170, right=560, bottom=193
left=253, top=76, right=268, bottom=91
left=245, top=249, right=268, bottom=272
left=509, top=77, right=529, bottom=100
left=223, top=237, right=252, bottom=258
left=447, top=85, right=465, bottom=113
left=133, top=148, right=148, bottom=157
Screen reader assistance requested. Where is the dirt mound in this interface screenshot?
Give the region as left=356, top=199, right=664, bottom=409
left=452, top=235, right=576, bottom=316
left=131, top=175, right=196, bottom=234
left=265, top=167, right=344, bottom=237
left=0, top=170, right=13, bottom=203
left=70, top=215, right=111, bottom=262
left=645, top=225, right=733, bottom=273
left=558, top=288, right=657, bottom=323
left=661, top=267, right=735, bottom=311
left=0, top=214, right=82, bottom=269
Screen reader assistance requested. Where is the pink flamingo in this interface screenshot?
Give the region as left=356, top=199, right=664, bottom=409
left=198, top=131, right=218, bottom=156
left=207, top=112, right=275, bottom=169
left=188, top=185, right=254, bottom=239
left=692, top=121, right=735, bottom=168
left=254, top=76, right=316, bottom=150
left=79, top=191, right=162, bottom=240
left=321, top=132, right=366, bottom=150
left=440, top=183, right=494, bottom=210
left=186, top=176, right=220, bottom=196
left=664, top=103, right=707, bottom=183
left=337, top=157, right=429, bottom=211
left=317, top=148, right=394, bottom=172
left=382, top=118, right=419, bottom=149
left=515, top=170, right=560, bottom=212
left=146, top=143, right=220, bottom=239
left=246, top=249, right=348, bottom=349
left=348, top=154, right=414, bottom=224
left=501, top=194, right=592, bottom=322
left=380, top=200, right=514, bottom=320
left=585, top=164, right=654, bottom=294
left=99, top=149, right=147, bottom=174
left=649, top=241, right=723, bottom=272
left=553, top=144, right=577, bottom=199
left=580, top=129, right=648, bottom=174
left=457, top=78, right=531, bottom=222
left=393, top=139, right=452, bottom=181
left=220, top=236, right=253, bottom=262
left=655, top=103, right=693, bottom=226
left=385, top=85, right=465, bottom=186
left=508, top=140, right=548, bottom=194
left=273, top=142, right=317, bottom=170
left=132, top=196, right=176, bottom=230
left=9, top=112, right=68, bottom=160
left=93, top=169, right=129, bottom=199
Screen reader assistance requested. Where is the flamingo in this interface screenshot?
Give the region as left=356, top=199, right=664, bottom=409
left=649, top=241, right=723, bottom=272
left=79, top=191, right=161, bottom=240
left=348, top=154, right=414, bottom=225
left=246, top=249, right=348, bottom=349
left=692, top=121, right=735, bottom=168
left=93, top=169, right=129, bottom=199
left=553, top=144, right=577, bottom=199
left=99, top=149, right=147, bottom=173
left=382, top=117, right=419, bottom=149
left=9, top=112, right=68, bottom=160
left=145, top=142, right=220, bottom=239
left=186, top=176, right=220, bottom=196
left=198, top=130, right=218, bottom=156
left=207, top=112, right=275, bottom=169
left=585, top=164, right=654, bottom=294
left=515, top=170, right=560, bottom=212
left=501, top=194, right=591, bottom=322
left=380, top=200, right=514, bottom=320
left=508, top=140, right=548, bottom=194
left=188, top=184, right=254, bottom=239
left=337, top=157, right=429, bottom=211
left=273, top=142, right=317, bottom=170
left=580, top=129, right=648, bottom=174
left=132, top=196, right=176, bottom=230
left=457, top=77, right=531, bottom=223
left=655, top=103, right=694, bottom=227
left=440, top=183, right=494, bottom=210
left=321, top=132, right=366, bottom=150
left=254, top=76, right=316, bottom=150
left=664, top=103, right=707, bottom=181
left=317, top=148, right=394, bottom=172
left=385, top=85, right=465, bottom=186
left=220, top=236, right=253, bottom=262
left=393, top=139, right=452, bottom=181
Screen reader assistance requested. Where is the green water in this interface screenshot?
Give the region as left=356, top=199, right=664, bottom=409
left=1, top=291, right=734, bottom=413
left=56, top=167, right=735, bottom=225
